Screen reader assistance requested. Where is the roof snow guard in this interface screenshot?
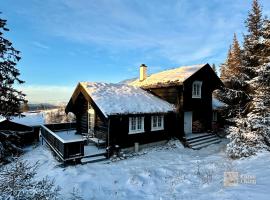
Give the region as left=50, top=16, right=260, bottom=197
left=129, top=64, right=206, bottom=88
left=80, top=82, right=175, bottom=117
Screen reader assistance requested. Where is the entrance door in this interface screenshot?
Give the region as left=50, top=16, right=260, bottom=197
left=184, top=111, right=192, bottom=135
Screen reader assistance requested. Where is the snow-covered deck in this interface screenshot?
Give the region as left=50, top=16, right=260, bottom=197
left=55, top=130, right=85, bottom=143
left=55, top=130, right=106, bottom=155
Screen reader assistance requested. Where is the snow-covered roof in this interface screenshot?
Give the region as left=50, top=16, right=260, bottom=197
left=212, top=97, right=227, bottom=110
left=80, top=82, right=175, bottom=117
left=129, top=64, right=206, bottom=88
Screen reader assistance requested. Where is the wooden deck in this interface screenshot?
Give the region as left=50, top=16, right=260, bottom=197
left=40, top=124, right=85, bottom=162
left=40, top=123, right=107, bottom=163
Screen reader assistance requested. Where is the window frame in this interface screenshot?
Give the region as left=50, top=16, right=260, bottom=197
left=88, top=103, right=95, bottom=133
left=151, top=115, right=164, bottom=131
left=129, top=116, right=145, bottom=134
left=192, top=81, right=202, bottom=98
left=212, top=111, right=218, bottom=122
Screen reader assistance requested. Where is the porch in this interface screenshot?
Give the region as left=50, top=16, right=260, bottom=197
left=40, top=123, right=107, bottom=163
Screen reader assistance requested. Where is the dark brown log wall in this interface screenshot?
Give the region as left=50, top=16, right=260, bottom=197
left=108, top=113, right=174, bottom=148
left=182, top=65, right=222, bottom=132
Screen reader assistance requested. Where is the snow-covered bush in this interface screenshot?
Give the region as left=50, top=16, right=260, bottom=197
left=0, top=161, right=61, bottom=200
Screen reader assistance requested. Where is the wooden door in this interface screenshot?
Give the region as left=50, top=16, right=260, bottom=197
left=184, top=111, right=192, bottom=134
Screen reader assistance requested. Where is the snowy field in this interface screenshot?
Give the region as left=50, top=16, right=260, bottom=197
left=20, top=140, right=270, bottom=200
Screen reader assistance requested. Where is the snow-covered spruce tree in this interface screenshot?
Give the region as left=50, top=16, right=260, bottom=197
left=216, top=34, right=250, bottom=118
left=228, top=62, right=270, bottom=159
left=0, top=161, right=61, bottom=200
left=226, top=0, right=270, bottom=158
left=0, top=15, right=26, bottom=119
left=242, top=0, right=264, bottom=78
left=261, top=18, right=270, bottom=62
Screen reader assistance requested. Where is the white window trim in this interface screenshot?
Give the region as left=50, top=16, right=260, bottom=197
left=192, top=81, right=202, bottom=98
left=151, top=115, right=164, bottom=131
left=129, top=117, right=145, bottom=134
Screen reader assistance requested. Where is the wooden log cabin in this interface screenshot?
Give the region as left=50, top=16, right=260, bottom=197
left=65, top=63, right=224, bottom=150
left=65, top=82, right=175, bottom=148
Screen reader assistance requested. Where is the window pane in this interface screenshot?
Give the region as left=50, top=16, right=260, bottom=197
left=158, top=116, right=162, bottom=127
left=137, top=117, right=142, bottom=129
left=153, top=116, right=157, bottom=127
left=193, top=82, right=201, bottom=97
left=131, top=117, right=136, bottom=130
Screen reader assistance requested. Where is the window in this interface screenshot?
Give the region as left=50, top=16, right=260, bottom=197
left=88, top=104, right=95, bottom=133
left=129, top=117, right=144, bottom=134
left=151, top=115, right=164, bottom=131
left=213, top=112, right=218, bottom=122
left=192, top=81, right=202, bottom=98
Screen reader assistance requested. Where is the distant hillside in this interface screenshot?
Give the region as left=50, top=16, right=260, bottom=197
left=27, top=103, right=59, bottom=111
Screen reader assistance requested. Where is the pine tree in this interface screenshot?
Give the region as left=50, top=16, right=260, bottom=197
left=243, top=0, right=264, bottom=77
left=0, top=161, right=61, bottom=199
left=0, top=16, right=26, bottom=119
left=226, top=0, right=270, bottom=158
left=216, top=35, right=249, bottom=118
left=261, top=18, right=270, bottom=63
left=227, top=59, right=270, bottom=158
left=220, top=46, right=233, bottom=81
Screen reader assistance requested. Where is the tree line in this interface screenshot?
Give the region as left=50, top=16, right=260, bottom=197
left=216, top=0, right=270, bottom=158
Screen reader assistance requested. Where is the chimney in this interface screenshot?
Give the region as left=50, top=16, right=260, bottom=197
left=139, top=64, right=147, bottom=81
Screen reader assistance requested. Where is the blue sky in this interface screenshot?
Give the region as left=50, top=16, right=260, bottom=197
left=1, top=0, right=270, bottom=103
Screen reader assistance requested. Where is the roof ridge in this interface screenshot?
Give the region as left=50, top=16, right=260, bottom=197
left=151, top=63, right=206, bottom=75
left=129, top=63, right=208, bottom=88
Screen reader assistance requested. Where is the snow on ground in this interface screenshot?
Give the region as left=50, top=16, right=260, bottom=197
left=84, top=143, right=106, bottom=155
left=19, top=140, right=270, bottom=200
left=9, top=109, right=72, bottom=126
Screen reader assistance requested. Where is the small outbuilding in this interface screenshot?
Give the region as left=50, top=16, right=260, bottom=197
left=0, top=119, right=39, bottom=145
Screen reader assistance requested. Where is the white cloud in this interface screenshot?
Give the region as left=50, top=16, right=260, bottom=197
left=27, top=0, right=242, bottom=63
left=12, top=0, right=270, bottom=66
left=32, top=41, right=49, bottom=50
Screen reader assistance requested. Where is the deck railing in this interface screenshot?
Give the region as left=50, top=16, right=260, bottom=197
left=40, top=124, right=84, bottom=162
left=44, top=122, right=76, bottom=132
